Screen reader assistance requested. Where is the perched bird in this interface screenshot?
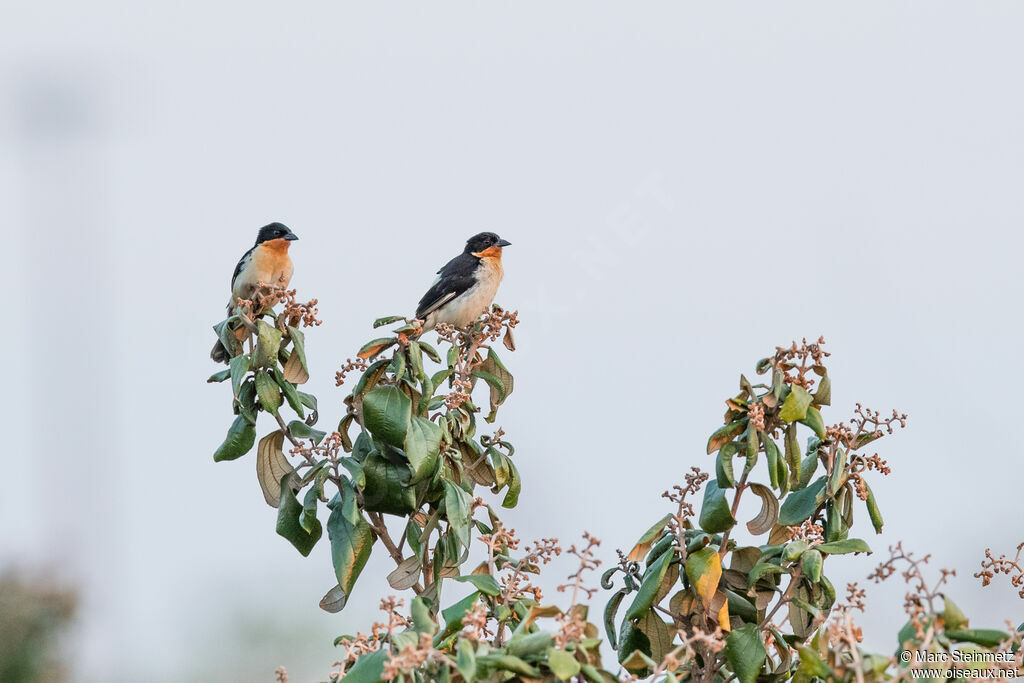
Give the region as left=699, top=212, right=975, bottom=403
left=210, top=222, right=299, bottom=363
left=415, top=232, right=511, bottom=331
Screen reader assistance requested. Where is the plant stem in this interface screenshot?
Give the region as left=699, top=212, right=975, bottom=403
left=718, top=469, right=749, bottom=558
left=368, top=510, right=425, bottom=595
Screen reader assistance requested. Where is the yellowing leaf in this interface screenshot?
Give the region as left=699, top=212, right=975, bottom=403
left=282, top=350, right=309, bottom=384
left=746, top=483, right=780, bottom=536
left=685, top=547, right=722, bottom=606
left=356, top=337, right=396, bottom=360
left=717, top=597, right=731, bottom=632
left=386, top=556, right=422, bottom=591
left=257, top=430, right=293, bottom=507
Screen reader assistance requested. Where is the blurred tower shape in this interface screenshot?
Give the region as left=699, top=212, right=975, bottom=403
left=15, top=67, right=120, bottom=678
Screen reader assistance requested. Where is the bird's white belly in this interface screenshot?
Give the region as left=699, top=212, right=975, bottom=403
left=434, top=258, right=503, bottom=328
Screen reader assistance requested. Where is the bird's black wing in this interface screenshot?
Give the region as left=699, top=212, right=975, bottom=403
left=231, top=246, right=256, bottom=288
left=416, top=253, right=480, bottom=319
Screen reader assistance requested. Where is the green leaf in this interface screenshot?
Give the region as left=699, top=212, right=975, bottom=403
left=744, top=425, right=758, bottom=474
left=747, top=562, right=785, bottom=588
left=507, top=632, right=554, bottom=658
left=547, top=648, right=581, bottom=680
left=297, top=390, right=317, bottom=412
left=724, top=623, right=767, bottom=683
left=779, top=385, right=812, bottom=422
left=341, top=649, right=386, bottom=683
left=816, top=538, right=871, bottom=555
left=405, top=415, right=442, bottom=483
left=301, top=477, right=322, bottom=533
left=444, top=480, right=473, bottom=550
left=287, top=420, right=326, bottom=445
left=453, top=574, right=501, bottom=597
left=618, top=620, right=653, bottom=671
left=800, top=549, right=823, bottom=582
left=501, top=457, right=521, bottom=508
left=407, top=340, right=424, bottom=380
left=253, top=320, right=283, bottom=367
left=255, top=369, right=282, bottom=415
left=784, top=423, right=801, bottom=488
left=778, top=476, right=827, bottom=526
left=360, top=452, right=416, bottom=515
left=725, top=589, right=758, bottom=622
left=865, top=482, right=884, bottom=533
left=716, top=442, right=736, bottom=489
left=285, top=325, right=307, bottom=369
left=782, top=539, right=809, bottom=563
left=352, top=358, right=390, bottom=397
left=236, top=378, right=258, bottom=424
left=213, top=318, right=242, bottom=359
left=624, top=550, right=672, bottom=622
left=763, top=435, right=781, bottom=489
left=337, top=459, right=363, bottom=489
left=362, top=385, right=411, bottom=448
left=797, top=645, right=831, bottom=679
left=456, top=638, right=476, bottom=681
left=476, top=654, right=540, bottom=677
left=207, top=368, right=230, bottom=383
left=418, top=340, right=441, bottom=363
left=800, top=406, right=826, bottom=438
left=603, top=589, right=627, bottom=649
left=440, top=592, right=481, bottom=638
left=229, top=354, right=250, bottom=398
left=477, top=349, right=514, bottom=423
left=274, top=369, right=304, bottom=418
left=327, top=503, right=374, bottom=598
left=409, top=597, right=437, bottom=635
left=699, top=480, right=736, bottom=534
left=213, top=415, right=256, bottom=462
left=943, top=596, right=968, bottom=631
left=373, top=315, right=406, bottom=328
left=829, top=447, right=847, bottom=496
left=276, top=474, right=322, bottom=556
left=813, top=373, right=831, bottom=405
left=945, top=629, right=1010, bottom=648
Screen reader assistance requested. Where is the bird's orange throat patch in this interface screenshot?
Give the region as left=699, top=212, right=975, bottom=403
left=472, top=246, right=503, bottom=259
left=262, top=238, right=293, bottom=251
left=253, top=241, right=294, bottom=275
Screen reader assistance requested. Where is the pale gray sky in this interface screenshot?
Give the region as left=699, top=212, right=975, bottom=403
left=3, top=2, right=1023, bottom=681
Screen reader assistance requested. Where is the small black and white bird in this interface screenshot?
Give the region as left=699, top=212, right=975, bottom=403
left=415, top=232, right=511, bottom=331
left=210, top=222, right=299, bottom=363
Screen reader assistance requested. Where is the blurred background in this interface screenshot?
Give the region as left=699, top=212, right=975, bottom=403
left=3, top=2, right=1023, bottom=681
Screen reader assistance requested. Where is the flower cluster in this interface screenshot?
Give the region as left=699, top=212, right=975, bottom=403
left=237, top=280, right=321, bottom=329
left=769, top=336, right=831, bottom=389
left=975, top=542, right=1024, bottom=599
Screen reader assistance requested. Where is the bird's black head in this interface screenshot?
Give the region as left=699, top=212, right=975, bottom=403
left=464, top=232, right=511, bottom=257
left=255, top=222, right=299, bottom=245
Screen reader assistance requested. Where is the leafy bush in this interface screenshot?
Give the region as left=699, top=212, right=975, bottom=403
left=209, top=291, right=1023, bottom=682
